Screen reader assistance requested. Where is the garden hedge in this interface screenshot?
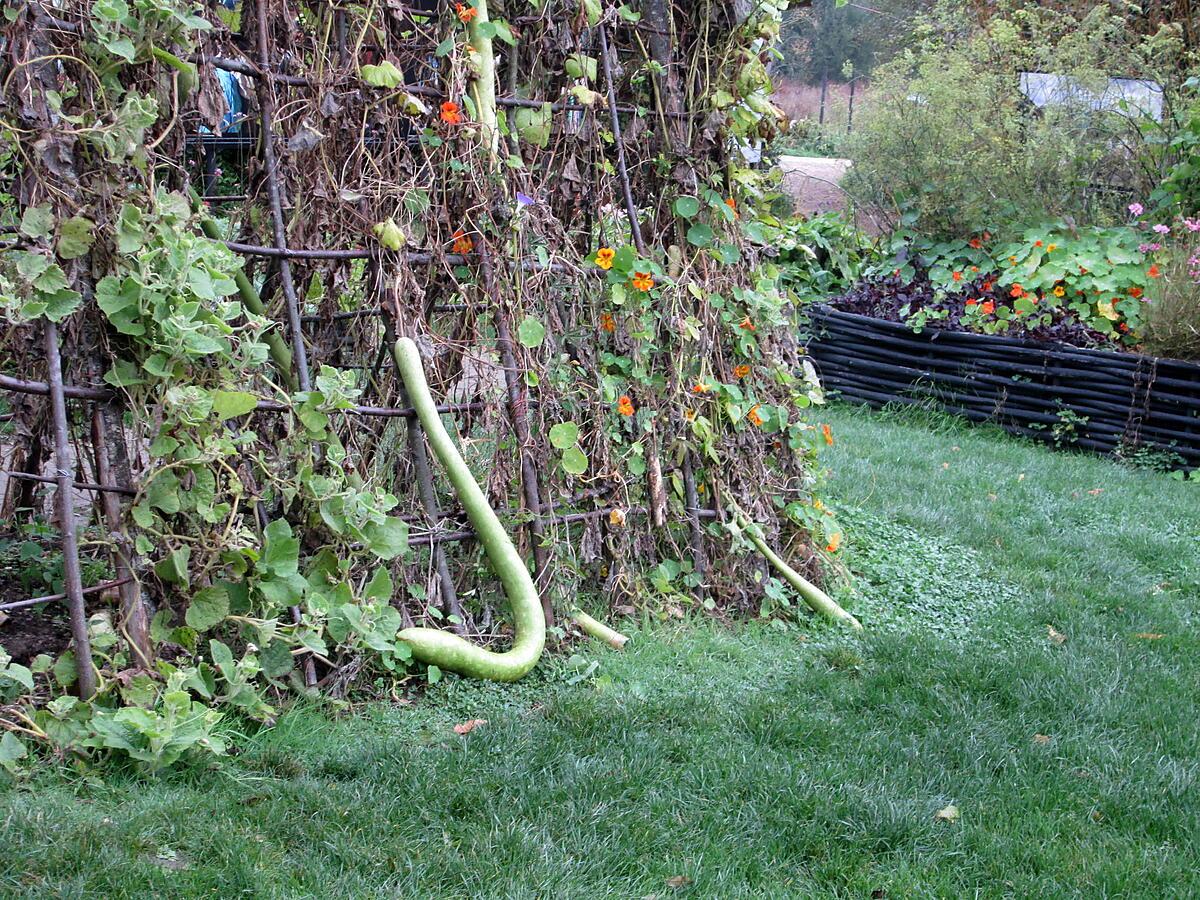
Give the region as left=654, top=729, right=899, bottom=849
left=805, top=306, right=1200, bottom=467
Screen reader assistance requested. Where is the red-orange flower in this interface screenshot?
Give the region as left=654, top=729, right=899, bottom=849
left=826, top=532, right=843, bottom=553
left=599, top=312, right=615, bottom=333
left=725, top=197, right=739, bottom=219
left=616, top=395, right=634, bottom=417
left=440, top=101, right=463, bottom=125
left=966, top=298, right=979, bottom=307
left=733, top=364, right=751, bottom=379
left=981, top=301, right=996, bottom=315
left=455, top=2, right=477, bottom=23
left=821, top=423, right=834, bottom=446
left=691, top=381, right=710, bottom=394
left=631, top=271, right=654, bottom=291
left=451, top=229, right=473, bottom=254
left=738, top=316, right=756, bottom=332
left=982, top=281, right=994, bottom=292
left=1129, top=286, right=1143, bottom=299
left=747, top=404, right=764, bottom=427
left=952, top=271, right=963, bottom=282
left=1010, top=284, right=1024, bottom=298
left=1148, top=264, right=1162, bottom=279
left=969, top=237, right=983, bottom=249
left=1035, top=240, right=1044, bottom=248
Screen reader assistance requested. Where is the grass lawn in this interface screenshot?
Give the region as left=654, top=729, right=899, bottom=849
left=2, top=405, right=1197, bottom=898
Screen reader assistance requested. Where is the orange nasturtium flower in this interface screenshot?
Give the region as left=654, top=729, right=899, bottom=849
left=455, top=2, right=478, bottom=23
left=599, top=312, right=615, bottom=333
left=1129, top=286, right=1144, bottom=299
left=969, top=237, right=983, bottom=249
left=691, top=381, right=711, bottom=394
left=451, top=229, right=474, bottom=254
left=966, top=298, right=978, bottom=307
left=440, top=101, right=463, bottom=125
left=616, top=395, right=634, bottom=417
left=1034, top=240, right=1044, bottom=248
left=981, top=300, right=996, bottom=314
left=725, top=197, right=739, bottom=218
left=683, top=408, right=696, bottom=421
left=1047, top=243, right=1057, bottom=252
left=822, top=423, right=834, bottom=446
left=1009, top=256, right=1018, bottom=266
left=1010, top=284, right=1024, bottom=298
left=1148, top=264, right=1162, bottom=278
left=595, top=247, right=615, bottom=270
left=631, top=271, right=654, bottom=291
left=733, top=364, right=751, bottom=379
left=739, top=316, right=756, bottom=332
left=1053, top=285, right=1066, bottom=298
left=747, top=404, right=764, bottom=427
left=952, top=271, right=963, bottom=282
left=826, top=532, right=843, bottom=553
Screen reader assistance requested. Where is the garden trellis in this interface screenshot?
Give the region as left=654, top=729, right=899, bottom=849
left=0, top=0, right=835, bottom=733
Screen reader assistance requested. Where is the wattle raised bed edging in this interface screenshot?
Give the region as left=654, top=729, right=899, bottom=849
left=804, top=305, right=1200, bottom=467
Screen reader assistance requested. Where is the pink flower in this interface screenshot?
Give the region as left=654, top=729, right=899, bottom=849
left=1153, top=224, right=1171, bottom=235
left=1183, top=217, right=1200, bottom=233
left=1139, top=242, right=1162, bottom=253
left=1128, top=203, right=1144, bottom=217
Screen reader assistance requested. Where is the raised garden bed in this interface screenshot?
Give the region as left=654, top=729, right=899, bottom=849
left=805, top=305, right=1200, bottom=467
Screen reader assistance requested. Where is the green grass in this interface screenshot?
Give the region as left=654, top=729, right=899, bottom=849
left=2, top=404, right=1198, bottom=898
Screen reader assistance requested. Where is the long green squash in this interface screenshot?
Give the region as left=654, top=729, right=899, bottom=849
left=737, top=516, right=863, bottom=631
left=391, top=338, right=545, bottom=681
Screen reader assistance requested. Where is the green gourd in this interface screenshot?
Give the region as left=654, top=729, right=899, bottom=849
left=391, top=338, right=545, bottom=681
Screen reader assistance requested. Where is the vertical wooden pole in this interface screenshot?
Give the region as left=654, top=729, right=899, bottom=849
left=599, top=23, right=647, bottom=256
left=43, top=321, right=96, bottom=699
left=682, top=452, right=708, bottom=603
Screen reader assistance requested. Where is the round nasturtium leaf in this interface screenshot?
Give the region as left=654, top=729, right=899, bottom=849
left=549, top=422, right=580, bottom=449
left=561, top=446, right=588, bottom=475
left=674, top=196, right=701, bottom=219
left=517, top=316, right=546, bottom=348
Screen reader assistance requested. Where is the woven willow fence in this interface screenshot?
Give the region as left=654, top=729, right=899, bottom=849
left=0, top=0, right=828, bottom=736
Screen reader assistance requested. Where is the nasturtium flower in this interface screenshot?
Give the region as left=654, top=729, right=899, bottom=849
left=1129, top=286, right=1143, bottom=299
left=616, top=395, right=634, bottom=417
left=822, top=423, right=834, bottom=446
left=599, top=312, right=615, bottom=332
left=451, top=229, right=474, bottom=254
left=1034, top=240, right=1044, bottom=248
left=1053, top=285, right=1066, bottom=297
left=738, top=316, right=756, bottom=332
left=440, top=101, right=463, bottom=125
left=1010, top=284, right=1024, bottom=298
left=455, top=2, right=477, bottom=23
left=631, top=271, right=654, bottom=291
left=595, top=247, right=615, bottom=270
left=1148, top=264, right=1162, bottom=279
left=969, top=237, right=983, bottom=249
left=966, top=298, right=978, bottom=307
left=691, top=381, right=710, bottom=394
left=733, top=364, right=751, bottom=379
left=952, top=271, right=963, bottom=282
left=981, top=301, right=995, bottom=315
left=826, top=532, right=843, bottom=553
left=747, top=404, right=764, bottom=427
left=725, top=198, right=738, bottom=219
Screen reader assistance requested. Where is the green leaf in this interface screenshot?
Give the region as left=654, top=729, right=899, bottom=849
left=360, top=61, right=404, bottom=89
left=211, top=390, right=258, bottom=421
left=116, top=203, right=144, bottom=253
left=146, top=470, right=182, bottom=514
left=19, top=205, right=54, bottom=240
left=57, top=216, right=95, bottom=260
left=155, top=547, right=191, bottom=587
left=0, top=733, right=27, bottom=773
left=365, top=516, right=409, bottom=560
left=365, top=566, right=393, bottom=601
left=674, top=196, right=701, bottom=219
left=372, top=218, right=406, bottom=251
left=687, top=223, right=714, bottom=247
left=263, top=519, right=300, bottom=577
left=427, top=664, right=442, bottom=684
left=561, top=445, right=588, bottom=475
left=185, top=585, right=229, bottom=632
left=548, top=422, right=580, bottom=449
left=517, top=316, right=546, bottom=348
left=259, top=640, right=294, bottom=679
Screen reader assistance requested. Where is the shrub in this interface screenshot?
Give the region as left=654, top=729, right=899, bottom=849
left=842, top=2, right=1189, bottom=239
left=1142, top=234, right=1200, bottom=361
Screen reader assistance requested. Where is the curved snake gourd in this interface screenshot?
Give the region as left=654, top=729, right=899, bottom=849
left=737, top=517, right=863, bottom=631
left=391, top=338, right=545, bottom=681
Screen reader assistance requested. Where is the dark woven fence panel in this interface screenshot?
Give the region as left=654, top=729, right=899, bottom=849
left=805, top=306, right=1200, bottom=466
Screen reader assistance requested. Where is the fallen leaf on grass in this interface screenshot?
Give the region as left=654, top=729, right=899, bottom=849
left=1134, top=632, right=1164, bottom=640
left=666, top=875, right=692, bottom=889
left=934, top=804, right=960, bottom=824
left=1047, top=625, right=1067, bottom=646
left=987, top=493, right=998, bottom=502
left=453, top=718, right=487, bottom=735
left=1032, top=733, right=1051, bottom=745
left=1088, top=488, right=1104, bottom=496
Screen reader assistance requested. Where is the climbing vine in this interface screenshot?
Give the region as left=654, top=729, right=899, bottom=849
left=0, top=0, right=845, bottom=770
